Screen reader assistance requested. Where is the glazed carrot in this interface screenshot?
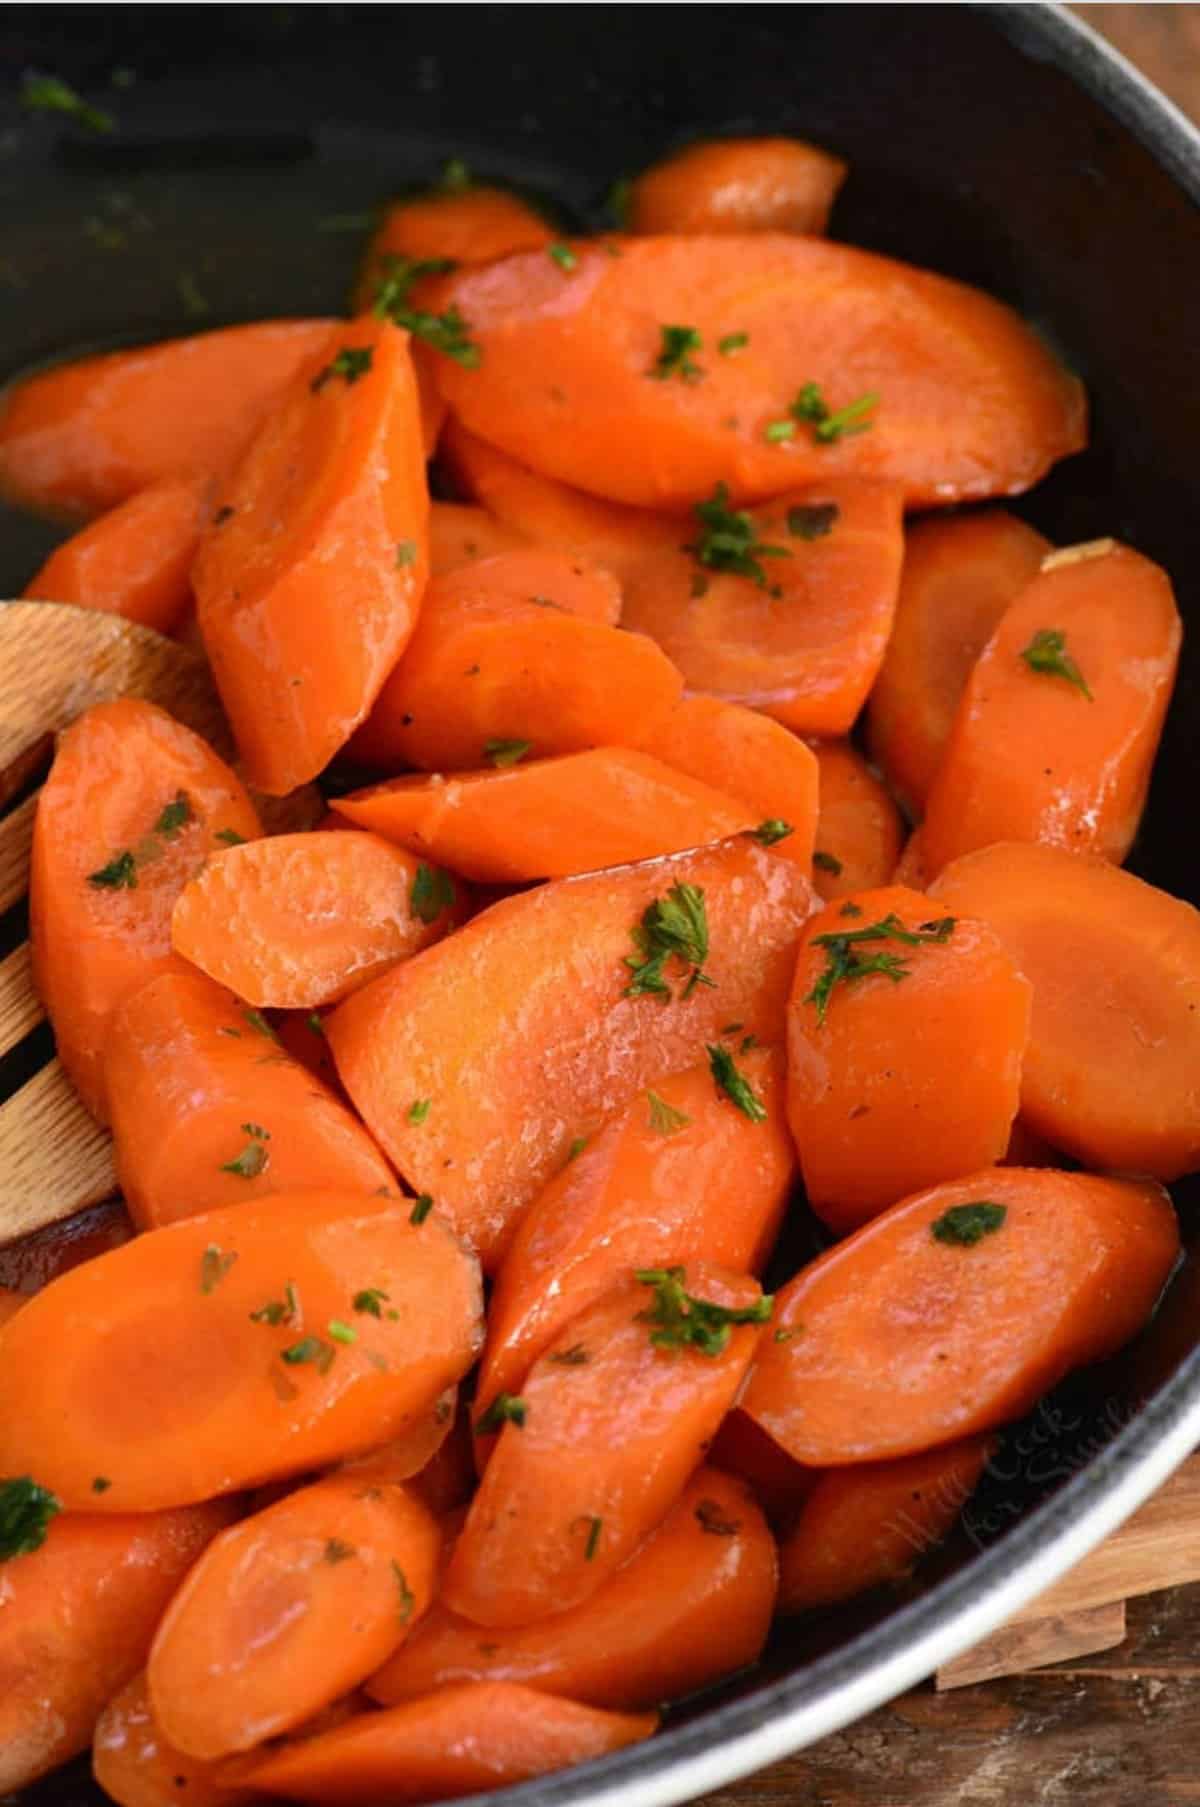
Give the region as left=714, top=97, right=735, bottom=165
left=0, top=1201, right=134, bottom=1294
left=148, top=1474, right=440, bottom=1758
left=105, top=971, right=395, bottom=1229
left=94, top=1673, right=253, bottom=1807
left=866, top=510, right=1050, bottom=815
left=929, top=840, right=1200, bottom=1177
left=193, top=315, right=429, bottom=795
left=349, top=554, right=679, bottom=774
left=0, top=1501, right=234, bottom=1792
left=22, top=475, right=209, bottom=635
left=0, top=1190, right=483, bottom=1511
left=240, top=1682, right=656, bottom=1805
left=787, top=885, right=1031, bottom=1232
left=171, top=832, right=454, bottom=1009
left=478, top=1047, right=795, bottom=1414
left=709, top=1410, right=815, bottom=1523
left=637, top=696, right=819, bottom=871
left=921, top=540, right=1181, bottom=872
left=354, top=185, right=554, bottom=308
left=327, top=839, right=813, bottom=1268
left=0, top=321, right=336, bottom=520
left=808, top=740, right=904, bottom=901
left=332, top=751, right=754, bottom=883
left=340, top=1387, right=458, bottom=1487
left=445, top=1265, right=768, bottom=1626
left=429, top=499, right=529, bottom=575
left=620, top=481, right=905, bottom=733
left=30, top=698, right=262, bottom=1121
left=777, top=1436, right=994, bottom=1612
left=743, top=1166, right=1179, bottom=1466
left=626, top=137, right=847, bottom=237
left=369, top=1468, right=775, bottom=1710
left=432, top=236, right=1086, bottom=508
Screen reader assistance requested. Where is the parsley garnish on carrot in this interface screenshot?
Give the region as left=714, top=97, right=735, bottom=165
left=410, top=863, right=456, bottom=924
left=753, top=819, right=793, bottom=846
left=624, top=883, right=714, bottom=1000
left=813, top=849, right=843, bottom=875
left=583, top=1515, right=602, bottom=1560
left=474, top=1393, right=528, bottom=1434
left=392, top=1560, right=416, bottom=1622
left=718, top=332, right=749, bottom=355
left=250, top=1282, right=300, bottom=1327
left=706, top=1044, right=768, bottom=1122
left=373, top=254, right=480, bottom=368
left=686, top=483, right=790, bottom=588
left=931, top=1201, right=1008, bottom=1246
left=87, top=850, right=137, bottom=890
left=214, top=827, right=246, bottom=847
left=408, top=1098, right=431, bottom=1125
left=199, top=1244, right=238, bottom=1293
left=787, top=502, right=839, bottom=540
left=409, top=1194, right=434, bottom=1226
left=220, top=1123, right=270, bottom=1180
left=153, top=791, right=193, bottom=838
left=646, top=1091, right=692, bottom=1136
left=548, top=243, right=578, bottom=272
left=0, top=1477, right=62, bottom=1561
left=484, top=738, right=531, bottom=767
left=310, top=346, right=374, bottom=394
left=281, top=1335, right=336, bottom=1374
left=353, top=1288, right=390, bottom=1318
left=635, top=1266, right=772, bottom=1357
left=1020, top=628, right=1093, bottom=700
left=804, top=912, right=956, bottom=1025
left=650, top=324, right=703, bottom=383
left=790, top=381, right=879, bottom=443
left=324, top=1538, right=356, bottom=1564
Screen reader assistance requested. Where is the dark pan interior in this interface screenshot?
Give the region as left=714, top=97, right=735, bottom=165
left=2, top=5, right=1199, bottom=1805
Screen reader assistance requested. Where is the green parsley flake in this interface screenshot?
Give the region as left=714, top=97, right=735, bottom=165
left=474, top=1392, right=528, bottom=1435
left=813, top=849, right=843, bottom=875
left=753, top=819, right=793, bottom=846
left=408, top=1098, right=431, bottom=1125
left=764, top=419, right=797, bottom=443
left=583, top=1515, right=602, bottom=1560
left=220, top=1138, right=269, bottom=1180
left=327, top=1319, right=357, bottom=1346
left=396, top=540, right=418, bottom=568
left=650, top=324, right=703, bottom=383
left=87, top=850, right=137, bottom=890
left=686, top=483, right=790, bottom=588
left=646, top=1090, right=692, bottom=1136
left=804, top=911, right=955, bottom=1025
left=787, top=502, right=839, bottom=540
left=790, top=381, right=879, bottom=443
left=153, top=792, right=193, bottom=838
left=282, top=1335, right=335, bottom=1374
left=373, top=254, right=480, bottom=368
left=0, top=1477, right=62, bottom=1561
left=548, top=243, right=578, bottom=271
left=484, top=737, right=531, bottom=767
left=214, top=828, right=246, bottom=847
left=392, top=1560, right=416, bottom=1623
left=409, top=1193, right=434, bottom=1226
left=353, top=1288, right=390, bottom=1318
left=624, top=882, right=714, bottom=1000
left=22, top=73, right=114, bottom=134
left=242, top=1008, right=278, bottom=1041
left=199, top=1245, right=238, bottom=1293
left=1020, top=628, right=1093, bottom=700
left=706, top=1044, right=768, bottom=1122
left=718, top=332, right=749, bottom=355
left=324, top=1538, right=356, bottom=1564
left=566, top=1136, right=588, bottom=1162
left=410, top=863, right=456, bottom=924
left=549, top=1343, right=589, bottom=1366
left=635, top=1266, right=772, bottom=1357
left=92, top=1476, right=112, bottom=1494
left=931, top=1201, right=1008, bottom=1246
left=310, top=345, right=374, bottom=393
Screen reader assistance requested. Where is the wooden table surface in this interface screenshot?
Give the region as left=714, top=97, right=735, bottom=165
left=699, top=10, right=1200, bottom=1805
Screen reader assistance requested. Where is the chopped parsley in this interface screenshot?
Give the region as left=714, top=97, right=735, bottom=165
left=718, top=332, right=749, bottom=355
left=306, top=1012, right=325, bottom=1037
left=787, top=502, right=839, bottom=540
left=372, top=254, right=458, bottom=314
left=214, top=827, right=246, bottom=847
left=408, top=1098, right=431, bottom=1125
left=87, top=849, right=137, bottom=890
left=392, top=1560, right=416, bottom=1622
left=199, top=1244, right=238, bottom=1293
left=92, top=1476, right=112, bottom=1494
left=813, top=849, right=843, bottom=875
left=327, top=1319, right=357, bottom=1346
left=650, top=324, right=703, bottom=383
left=706, top=1043, right=768, bottom=1122
left=21, top=73, right=114, bottom=134
left=789, top=382, right=879, bottom=443
left=153, top=792, right=193, bottom=838
left=686, top=483, right=790, bottom=588
left=624, top=882, right=714, bottom=1000
left=764, top=418, right=797, bottom=444
left=410, top=863, right=456, bottom=924
left=250, top=1282, right=300, bottom=1327
left=695, top=1499, right=741, bottom=1536
left=646, top=1090, right=692, bottom=1136
left=441, top=157, right=472, bottom=192
left=484, top=737, right=531, bottom=768
left=549, top=1344, right=589, bottom=1366
left=353, top=1288, right=390, bottom=1318
left=1020, top=628, right=1093, bottom=700
left=566, top=1136, right=588, bottom=1162
left=324, top=1538, right=356, bottom=1564
left=931, top=1201, right=1008, bottom=1246
left=474, top=1392, right=528, bottom=1435
left=583, top=1515, right=602, bottom=1561
left=752, top=819, right=793, bottom=846
left=310, top=345, right=374, bottom=394
left=0, top=1477, right=62, bottom=1561
left=372, top=255, right=480, bottom=368
left=804, top=912, right=956, bottom=1026
left=635, top=1266, right=773, bottom=1357
left=219, top=1121, right=270, bottom=1180
left=548, top=243, right=578, bottom=271
left=395, top=540, right=418, bottom=568
left=281, top=1335, right=336, bottom=1375
left=242, top=1008, right=278, bottom=1041
left=409, top=1193, right=434, bottom=1226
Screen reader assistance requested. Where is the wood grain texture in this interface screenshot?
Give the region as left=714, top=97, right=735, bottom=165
left=936, top=1601, right=1127, bottom=1692
left=0, top=1060, right=115, bottom=1242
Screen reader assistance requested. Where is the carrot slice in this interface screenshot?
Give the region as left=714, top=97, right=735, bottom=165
left=921, top=539, right=1181, bottom=872
left=332, top=750, right=754, bottom=883
left=0, top=1190, right=483, bottom=1511
left=368, top=1467, right=775, bottom=1710
left=171, top=831, right=454, bottom=1009
left=22, top=475, right=209, bottom=635
left=193, top=316, right=429, bottom=794
left=445, top=1266, right=767, bottom=1626
left=478, top=1047, right=794, bottom=1415
left=866, top=510, right=1051, bottom=815
left=777, top=1436, right=994, bottom=1611
left=407, top=1398, right=477, bottom=1517
left=94, top=1673, right=253, bottom=1807
left=0, top=321, right=336, bottom=521
left=30, top=698, right=262, bottom=1121
left=709, top=1409, right=815, bottom=1522
left=432, top=236, right=1086, bottom=508
left=929, top=840, right=1200, bottom=1178
left=354, top=185, right=554, bottom=311
left=240, top=1682, right=656, bottom=1805
left=429, top=499, right=529, bottom=575
left=0, top=1501, right=234, bottom=1792
left=743, top=1166, right=1178, bottom=1466
left=339, top=1386, right=458, bottom=1489
left=327, top=839, right=813, bottom=1269
left=105, top=971, right=394, bottom=1229
left=626, top=136, right=847, bottom=237
left=148, top=1474, right=440, bottom=1758
left=808, top=739, right=905, bottom=900
left=620, top=481, right=905, bottom=733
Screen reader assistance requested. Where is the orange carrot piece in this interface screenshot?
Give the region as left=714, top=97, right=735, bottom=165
left=407, top=1397, right=477, bottom=1517
left=0, top=322, right=336, bottom=521
left=929, top=840, right=1200, bottom=1178
left=193, top=316, right=429, bottom=795
left=353, top=186, right=555, bottom=312
left=240, top=1682, right=656, bottom=1805
left=22, top=475, right=209, bottom=635
left=0, top=1201, right=134, bottom=1294
left=620, top=481, right=905, bottom=734
left=30, top=698, right=262, bottom=1121
left=327, top=839, right=813, bottom=1269
left=445, top=1266, right=767, bottom=1626
left=637, top=695, right=819, bottom=871
left=369, top=1467, right=775, bottom=1710
left=921, top=540, right=1181, bottom=872
left=626, top=137, right=847, bottom=237
left=273, top=1007, right=345, bottom=1093
left=891, top=824, right=930, bottom=891
left=339, top=1387, right=458, bottom=1488
left=0, top=1502, right=234, bottom=1792
left=743, top=1166, right=1179, bottom=1466
left=709, top=1409, right=816, bottom=1523
left=478, top=1047, right=794, bottom=1414
left=105, top=971, right=394, bottom=1229
left=94, top=1673, right=253, bottom=1807
left=808, top=739, right=904, bottom=900
left=171, top=831, right=454, bottom=1010
left=866, top=510, right=1051, bottom=815
left=777, top=1436, right=994, bottom=1612
left=429, top=499, right=529, bottom=575
left=432, top=236, right=1086, bottom=508
left=0, top=1190, right=482, bottom=1511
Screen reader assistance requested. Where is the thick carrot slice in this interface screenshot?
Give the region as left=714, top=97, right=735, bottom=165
left=866, top=510, right=1051, bottom=815
left=148, top=1474, right=440, bottom=1758
left=743, top=1166, right=1178, bottom=1466
left=0, top=1190, right=483, bottom=1511
left=921, top=540, right=1181, bottom=872
left=240, top=1682, right=656, bottom=1805
left=0, top=1501, right=234, bottom=1792
left=432, top=236, right=1086, bottom=508
left=30, top=698, right=262, bottom=1121
left=808, top=739, right=905, bottom=900
left=626, top=136, right=847, bottom=237
left=327, top=839, right=813, bottom=1268
left=429, top=499, right=528, bottom=575
left=620, top=481, right=905, bottom=733
left=891, top=824, right=930, bottom=890
left=478, top=1047, right=794, bottom=1414
left=929, top=840, right=1200, bottom=1177
left=0, top=1201, right=134, bottom=1294
left=171, top=831, right=454, bottom=1009
left=22, top=475, right=209, bottom=635
left=193, top=316, right=429, bottom=794
left=788, top=885, right=1031, bottom=1232
left=777, top=1436, right=994, bottom=1611
left=332, top=750, right=753, bottom=883
left=349, top=554, right=678, bottom=774
left=369, top=1467, right=775, bottom=1710
left=0, top=322, right=336, bottom=521
left=105, top=971, right=394, bottom=1229
left=354, top=186, right=554, bottom=308
left=709, top=1409, right=815, bottom=1522
left=637, top=695, right=819, bottom=871
left=339, top=1387, right=458, bottom=1488
left=94, top=1673, right=253, bottom=1807
left=445, top=1266, right=767, bottom=1626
